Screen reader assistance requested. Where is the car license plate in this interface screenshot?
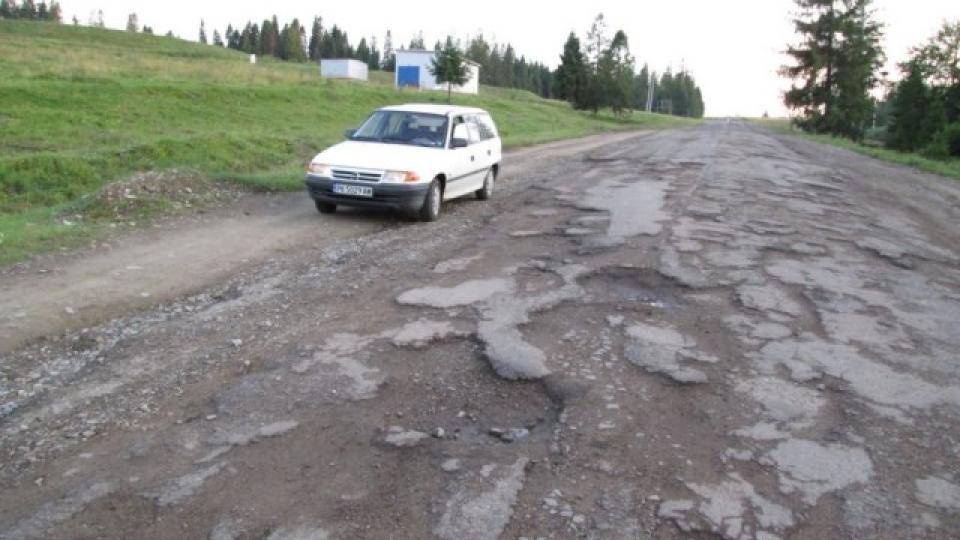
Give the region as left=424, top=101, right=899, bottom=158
left=332, top=184, right=373, bottom=197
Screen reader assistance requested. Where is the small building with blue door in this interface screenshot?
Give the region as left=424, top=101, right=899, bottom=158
left=394, top=49, right=480, bottom=94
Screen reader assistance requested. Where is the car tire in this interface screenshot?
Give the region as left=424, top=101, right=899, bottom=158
left=476, top=168, right=494, bottom=200
left=315, top=200, right=336, bottom=214
left=419, top=179, right=442, bottom=222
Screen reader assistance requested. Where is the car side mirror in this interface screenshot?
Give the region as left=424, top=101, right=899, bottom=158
left=450, top=124, right=469, bottom=148
left=344, top=128, right=357, bottom=139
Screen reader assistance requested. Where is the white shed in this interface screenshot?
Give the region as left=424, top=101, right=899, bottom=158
left=394, top=49, right=480, bottom=94
left=320, top=58, right=369, bottom=81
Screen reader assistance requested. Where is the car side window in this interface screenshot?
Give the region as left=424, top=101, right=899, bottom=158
left=466, top=122, right=481, bottom=144
left=450, top=116, right=466, bottom=147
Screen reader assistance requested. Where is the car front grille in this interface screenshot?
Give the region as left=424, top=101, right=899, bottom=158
left=331, top=168, right=383, bottom=182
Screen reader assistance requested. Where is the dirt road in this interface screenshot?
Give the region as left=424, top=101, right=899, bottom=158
left=2, top=121, right=960, bottom=539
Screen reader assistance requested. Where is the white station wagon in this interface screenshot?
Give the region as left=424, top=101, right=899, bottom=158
left=305, top=104, right=502, bottom=221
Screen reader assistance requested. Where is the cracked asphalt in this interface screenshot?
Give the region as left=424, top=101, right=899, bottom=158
left=2, top=120, right=960, bottom=539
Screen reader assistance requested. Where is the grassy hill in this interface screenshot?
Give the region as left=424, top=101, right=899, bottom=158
left=0, top=20, right=699, bottom=263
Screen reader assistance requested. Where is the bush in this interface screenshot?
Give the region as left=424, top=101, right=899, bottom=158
left=923, top=123, right=960, bottom=159
left=943, top=123, right=960, bottom=156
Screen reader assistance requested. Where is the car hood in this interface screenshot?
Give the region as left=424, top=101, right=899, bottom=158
left=312, top=140, right=444, bottom=172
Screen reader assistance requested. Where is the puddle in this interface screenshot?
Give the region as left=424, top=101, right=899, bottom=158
left=580, top=177, right=669, bottom=239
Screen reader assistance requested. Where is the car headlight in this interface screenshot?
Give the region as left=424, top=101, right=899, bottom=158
left=382, top=170, right=420, bottom=183
left=307, top=162, right=332, bottom=177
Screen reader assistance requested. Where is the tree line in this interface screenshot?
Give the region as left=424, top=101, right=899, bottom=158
left=885, top=21, right=960, bottom=157
left=218, top=16, right=557, bottom=99
left=213, top=12, right=705, bottom=117
left=555, top=14, right=705, bottom=117
left=0, top=0, right=62, bottom=21
left=781, top=1, right=959, bottom=158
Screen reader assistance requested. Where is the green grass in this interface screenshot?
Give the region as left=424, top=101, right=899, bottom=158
left=756, top=118, right=960, bottom=180
left=0, top=20, right=700, bottom=265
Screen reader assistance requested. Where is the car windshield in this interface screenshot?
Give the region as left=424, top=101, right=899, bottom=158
left=350, top=110, right=448, bottom=148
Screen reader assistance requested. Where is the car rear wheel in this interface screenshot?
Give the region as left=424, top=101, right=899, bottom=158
left=419, top=180, right=442, bottom=221
left=315, top=200, right=336, bottom=214
left=476, top=168, right=494, bottom=200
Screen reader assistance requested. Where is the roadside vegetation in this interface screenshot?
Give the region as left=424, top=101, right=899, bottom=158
left=756, top=119, right=960, bottom=181
left=0, top=19, right=699, bottom=265
left=780, top=2, right=958, bottom=173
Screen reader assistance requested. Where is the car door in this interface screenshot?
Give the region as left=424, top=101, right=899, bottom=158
left=444, top=116, right=482, bottom=199
left=475, top=113, right=502, bottom=169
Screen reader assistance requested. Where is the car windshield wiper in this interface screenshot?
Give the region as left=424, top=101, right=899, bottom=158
left=379, top=136, right=415, bottom=145
left=350, top=135, right=378, bottom=141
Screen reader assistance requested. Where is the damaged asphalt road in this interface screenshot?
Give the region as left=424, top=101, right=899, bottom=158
left=2, top=120, right=960, bottom=539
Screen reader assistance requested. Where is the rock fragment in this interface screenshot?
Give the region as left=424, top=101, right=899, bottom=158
left=915, top=476, right=960, bottom=510
left=624, top=323, right=708, bottom=384
left=384, top=427, right=429, bottom=448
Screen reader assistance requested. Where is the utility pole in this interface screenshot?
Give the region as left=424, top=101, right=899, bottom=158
left=645, top=74, right=655, bottom=112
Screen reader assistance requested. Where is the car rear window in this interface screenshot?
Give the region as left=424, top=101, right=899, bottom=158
left=473, top=114, right=498, bottom=141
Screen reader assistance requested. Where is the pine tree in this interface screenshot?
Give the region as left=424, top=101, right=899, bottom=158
left=259, top=16, right=281, bottom=57
left=887, top=62, right=945, bottom=151
left=239, top=23, right=256, bottom=53
left=501, top=44, right=516, bottom=87
left=430, top=38, right=470, bottom=103
left=911, top=20, right=960, bottom=123
left=409, top=31, right=425, bottom=49
left=37, top=1, right=46, bottom=20
left=782, top=0, right=883, bottom=138
left=308, top=17, right=322, bottom=61
left=356, top=37, right=370, bottom=63
left=367, top=37, right=380, bottom=71
left=603, top=30, right=635, bottom=114
left=466, top=34, right=491, bottom=74
left=280, top=19, right=307, bottom=62
left=49, top=0, right=61, bottom=22
left=633, top=64, right=650, bottom=111
left=19, top=0, right=36, bottom=19
left=199, top=19, right=207, bottom=45
left=831, top=1, right=884, bottom=139
left=782, top=0, right=842, bottom=132
left=142, top=26, right=153, bottom=34
left=382, top=30, right=395, bottom=71
left=212, top=30, right=224, bottom=47
left=126, top=13, right=138, bottom=33
left=0, top=0, right=17, bottom=20
left=585, top=13, right=609, bottom=70
left=555, top=32, right=588, bottom=106
left=911, top=20, right=960, bottom=89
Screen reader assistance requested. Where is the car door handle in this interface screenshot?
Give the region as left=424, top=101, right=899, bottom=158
left=487, top=150, right=491, bottom=156
left=471, top=156, right=475, bottom=162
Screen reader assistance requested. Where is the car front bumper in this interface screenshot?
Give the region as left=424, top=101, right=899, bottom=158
left=305, top=175, right=429, bottom=213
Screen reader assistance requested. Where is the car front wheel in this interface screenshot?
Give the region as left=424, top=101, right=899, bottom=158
left=476, top=168, right=494, bottom=200
left=419, top=180, right=442, bottom=221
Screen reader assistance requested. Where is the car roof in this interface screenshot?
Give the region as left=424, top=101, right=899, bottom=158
left=378, top=103, right=489, bottom=116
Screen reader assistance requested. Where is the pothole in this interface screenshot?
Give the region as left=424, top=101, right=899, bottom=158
left=580, top=267, right=686, bottom=310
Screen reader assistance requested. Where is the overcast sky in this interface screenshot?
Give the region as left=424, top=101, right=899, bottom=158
left=63, top=1, right=960, bottom=117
